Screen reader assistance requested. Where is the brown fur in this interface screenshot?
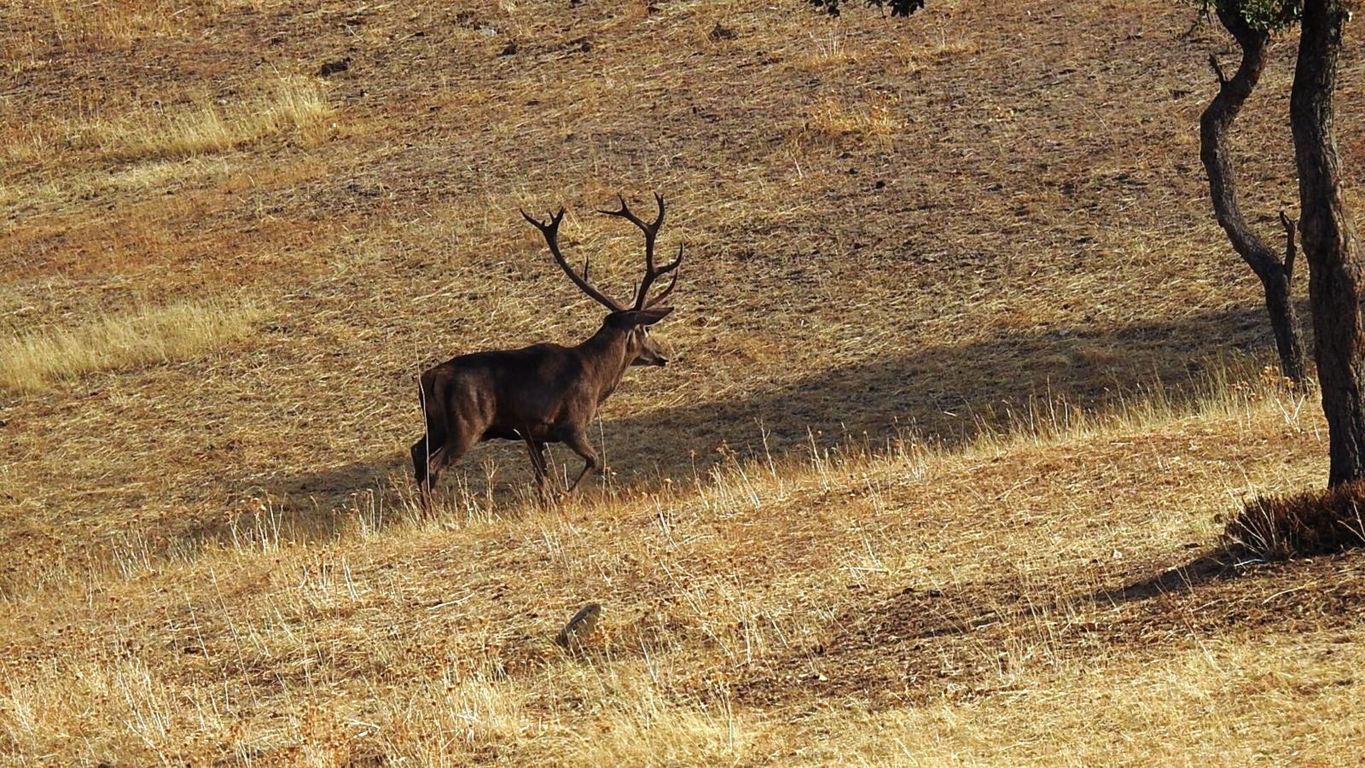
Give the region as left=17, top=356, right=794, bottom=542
left=412, top=309, right=670, bottom=496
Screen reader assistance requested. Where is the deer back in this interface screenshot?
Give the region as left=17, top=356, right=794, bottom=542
left=426, top=336, right=624, bottom=442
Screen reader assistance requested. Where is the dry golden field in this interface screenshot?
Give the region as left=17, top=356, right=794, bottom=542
left=2, top=0, right=1363, bottom=765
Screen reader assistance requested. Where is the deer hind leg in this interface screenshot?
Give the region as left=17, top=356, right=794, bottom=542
left=414, top=423, right=479, bottom=498
left=435, top=426, right=480, bottom=484
left=562, top=429, right=602, bottom=493
left=412, top=438, right=428, bottom=489
left=412, top=437, right=448, bottom=498
left=413, top=393, right=449, bottom=495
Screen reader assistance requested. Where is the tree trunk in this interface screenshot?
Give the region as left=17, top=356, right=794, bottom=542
left=1201, top=7, right=1306, bottom=383
left=1291, top=0, right=1365, bottom=486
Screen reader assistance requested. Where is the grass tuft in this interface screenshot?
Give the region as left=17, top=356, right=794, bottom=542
left=1225, top=481, right=1365, bottom=561
left=0, top=300, right=262, bottom=392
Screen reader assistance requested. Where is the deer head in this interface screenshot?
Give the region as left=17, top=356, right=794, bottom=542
left=522, top=194, right=683, bottom=366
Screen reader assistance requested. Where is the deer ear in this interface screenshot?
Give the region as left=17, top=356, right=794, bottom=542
left=609, top=307, right=673, bottom=327
left=636, top=306, right=673, bottom=325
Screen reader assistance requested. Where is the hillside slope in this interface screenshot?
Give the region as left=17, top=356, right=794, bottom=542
left=1, top=0, right=1363, bottom=765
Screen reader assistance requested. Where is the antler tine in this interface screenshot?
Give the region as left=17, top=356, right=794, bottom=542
left=600, top=193, right=663, bottom=262
left=522, top=207, right=623, bottom=312
left=645, top=243, right=683, bottom=308
left=651, top=192, right=666, bottom=229
left=634, top=230, right=683, bottom=309
left=520, top=206, right=564, bottom=230
left=601, top=193, right=681, bottom=309
left=599, top=195, right=656, bottom=233
left=661, top=240, right=684, bottom=272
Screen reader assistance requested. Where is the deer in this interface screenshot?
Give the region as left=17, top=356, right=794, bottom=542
left=411, top=193, right=683, bottom=501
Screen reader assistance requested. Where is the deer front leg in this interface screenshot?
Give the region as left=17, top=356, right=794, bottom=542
left=523, top=436, right=554, bottom=501
left=562, top=429, right=602, bottom=493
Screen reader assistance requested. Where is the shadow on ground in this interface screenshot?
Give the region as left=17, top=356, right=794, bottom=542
left=601, top=304, right=1281, bottom=478
left=735, top=547, right=1365, bottom=708
left=270, top=302, right=1284, bottom=519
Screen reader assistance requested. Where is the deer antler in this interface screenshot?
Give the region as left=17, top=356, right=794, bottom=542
left=599, top=193, right=684, bottom=310
left=522, top=208, right=624, bottom=312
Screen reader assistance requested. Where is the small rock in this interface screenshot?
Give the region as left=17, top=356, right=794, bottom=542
left=555, top=602, right=602, bottom=650
left=709, top=23, right=737, bottom=42
left=317, top=58, right=350, bottom=77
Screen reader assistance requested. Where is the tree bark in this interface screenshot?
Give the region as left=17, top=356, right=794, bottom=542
left=1201, top=7, right=1306, bottom=383
left=1291, top=0, right=1365, bottom=485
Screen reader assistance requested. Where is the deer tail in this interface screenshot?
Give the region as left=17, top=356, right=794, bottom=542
left=418, top=369, right=443, bottom=444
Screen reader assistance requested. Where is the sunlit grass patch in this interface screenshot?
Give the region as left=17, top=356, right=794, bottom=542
left=0, top=156, right=236, bottom=221
left=899, top=36, right=980, bottom=72
left=76, top=77, right=335, bottom=162
left=793, top=98, right=903, bottom=148
left=0, top=300, right=262, bottom=392
left=22, top=0, right=268, bottom=51
left=39, top=0, right=187, bottom=48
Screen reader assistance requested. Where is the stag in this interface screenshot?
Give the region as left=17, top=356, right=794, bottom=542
left=411, top=194, right=683, bottom=499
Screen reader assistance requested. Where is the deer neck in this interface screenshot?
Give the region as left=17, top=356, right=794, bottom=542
left=577, top=325, right=633, bottom=403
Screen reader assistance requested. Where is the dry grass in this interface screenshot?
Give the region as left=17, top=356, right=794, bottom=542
left=24, top=1, right=264, bottom=50
left=74, top=77, right=335, bottom=162
left=2, top=0, right=1364, bottom=764
left=1, top=381, right=1360, bottom=766
left=0, top=300, right=261, bottom=392
left=791, top=29, right=869, bottom=69
left=898, top=35, right=980, bottom=72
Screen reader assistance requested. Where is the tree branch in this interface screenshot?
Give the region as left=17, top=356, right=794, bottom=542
left=1280, top=210, right=1299, bottom=282
left=1209, top=53, right=1229, bottom=87
left=809, top=0, right=925, bottom=17
left=1199, top=7, right=1284, bottom=279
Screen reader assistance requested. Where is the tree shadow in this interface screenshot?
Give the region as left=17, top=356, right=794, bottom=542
left=849, top=549, right=1244, bottom=649
left=1087, top=550, right=1240, bottom=606
left=733, top=545, right=1365, bottom=708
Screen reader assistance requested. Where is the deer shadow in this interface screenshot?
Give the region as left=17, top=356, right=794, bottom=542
left=1087, top=550, right=1241, bottom=606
